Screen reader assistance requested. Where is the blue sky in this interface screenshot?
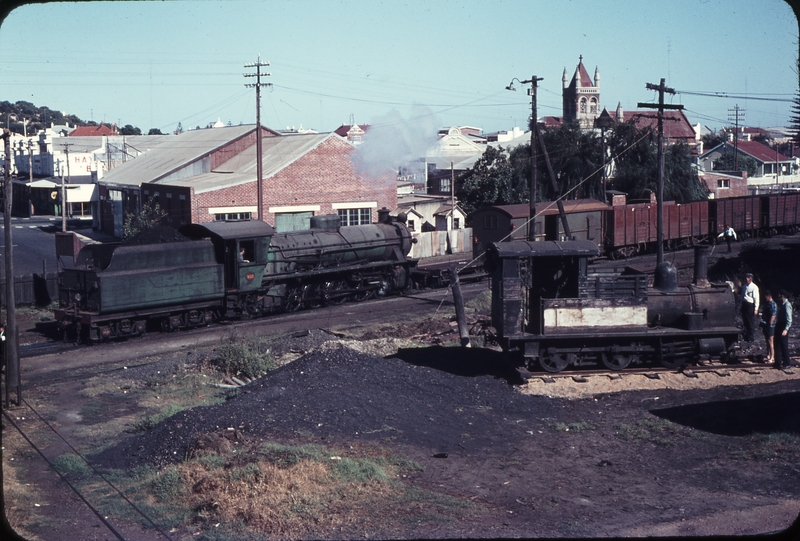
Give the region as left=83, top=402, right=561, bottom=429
left=1, top=0, right=797, bottom=135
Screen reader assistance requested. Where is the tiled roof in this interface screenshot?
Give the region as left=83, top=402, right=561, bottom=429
left=734, top=140, right=791, bottom=162
left=623, top=110, right=696, bottom=140
left=69, top=123, right=118, bottom=136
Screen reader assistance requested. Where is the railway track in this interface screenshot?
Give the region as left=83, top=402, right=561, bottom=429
left=520, top=358, right=795, bottom=382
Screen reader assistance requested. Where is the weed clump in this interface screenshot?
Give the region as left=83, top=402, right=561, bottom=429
left=215, top=336, right=277, bottom=379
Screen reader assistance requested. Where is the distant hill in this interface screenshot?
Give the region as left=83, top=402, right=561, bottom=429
left=1, top=100, right=93, bottom=135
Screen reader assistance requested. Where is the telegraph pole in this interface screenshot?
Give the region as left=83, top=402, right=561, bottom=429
left=638, top=78, right=683, bottom=265
left=728, top=105, right=745, bottom=171
left=506, top=75, right=542, bottom=241
left=244, top=56, right=271, bottom=222
left=3, top=128, right=20, bottom=407
left=61, top=143, right=72, bottom=232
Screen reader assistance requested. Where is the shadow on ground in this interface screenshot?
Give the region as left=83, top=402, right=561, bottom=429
left=652, top=391, right=800, bottom=436
left=390, top=345, right=522, bottom=383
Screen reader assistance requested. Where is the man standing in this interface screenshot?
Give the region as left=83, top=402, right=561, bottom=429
left=740, top=273, right=760, bottom=342
left=761, top=290, right=777, bottom=362
left=718, top=224, right=737, bottom=253
left=774, top=290, right=793, bottom=369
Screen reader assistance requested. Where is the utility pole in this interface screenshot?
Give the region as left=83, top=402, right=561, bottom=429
left=244, top=56, right=271, bottom=222
left=638, top=78, right=683, bottom=265
left=728, top=105, right=745, bottom=171
left=61, top=143, right=72, bottom=232
left=3, top=128, right=20, bottom=407
left=506, top=75, right=542, bottom=241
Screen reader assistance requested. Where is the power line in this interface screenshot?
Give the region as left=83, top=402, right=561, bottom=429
left=676, top=90, right=794, bottom=103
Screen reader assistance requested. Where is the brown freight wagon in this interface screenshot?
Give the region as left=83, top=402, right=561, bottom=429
left=762, top=192, right=800, bottom=235
left=664, top=200, right=710, bottom=249
left=604, top=200, right=676, bottom=258
left=709, top=196, right=761, bottom=239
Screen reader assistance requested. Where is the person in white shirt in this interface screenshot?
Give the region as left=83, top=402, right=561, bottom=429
left=740, top=273, right=760, bottom=342
left=717, top=225, right=737, bottom=253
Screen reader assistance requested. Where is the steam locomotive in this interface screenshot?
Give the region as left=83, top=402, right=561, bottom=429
left=55, top=213, right=416, bottom=342
left=486, top=240, right=739, bottom=372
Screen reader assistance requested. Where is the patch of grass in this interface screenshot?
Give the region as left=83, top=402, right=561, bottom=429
left=51, top=453, right=92, bottom=480
left=550, top=421, right=594, bottom=432
left=88, top=439, right=461, bottom=539
left=215, top=336, right=277, bottom=379
left=133, top=403, right=186, bottom=432
left=746, top=432, right=800, bottom=461
left=616, top=417, right=682, bottom=446
left=465, top=289, right=491, bottom=313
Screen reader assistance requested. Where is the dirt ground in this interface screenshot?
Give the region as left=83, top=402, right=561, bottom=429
left=4, top=245, right=800, bottom=540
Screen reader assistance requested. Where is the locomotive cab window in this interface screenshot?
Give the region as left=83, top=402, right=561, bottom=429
left=238, top=240, right=255, bottom=264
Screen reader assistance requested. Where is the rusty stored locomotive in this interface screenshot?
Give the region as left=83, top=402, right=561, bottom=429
left=55, top=214, right=416, bottom=341
left=486, top=239, right=739, bottom=372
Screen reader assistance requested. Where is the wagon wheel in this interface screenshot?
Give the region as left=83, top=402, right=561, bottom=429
left=325, top=280, right=348, bottom=305
left=539, top=352, right=571, bottom=373
left=601, top=352, right=634, bottom=371
left=284, top=286, right=303, bottom=312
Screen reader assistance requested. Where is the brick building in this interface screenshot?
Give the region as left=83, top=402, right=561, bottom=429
left=97, top=124, right=396, bottom=237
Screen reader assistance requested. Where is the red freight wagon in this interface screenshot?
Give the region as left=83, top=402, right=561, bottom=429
left=763, top=193, right=800, bottom=234
left=605, top=201, right=666, bottom=258
left=709, top=196, right=761, bottom=238
left=665, top=201, right=710, bottom=248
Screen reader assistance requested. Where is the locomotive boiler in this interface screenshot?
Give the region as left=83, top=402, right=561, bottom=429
left=55, top=214, right=416, bottom=341
left=486, top=240, right=739, bottom=372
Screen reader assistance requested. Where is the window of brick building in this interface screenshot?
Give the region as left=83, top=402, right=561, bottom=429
left=338, top=208, right=371, bottom=226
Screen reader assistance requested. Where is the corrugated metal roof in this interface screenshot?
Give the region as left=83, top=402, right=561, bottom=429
left=158, top=133, right=339, bottom=193
left=100, top=124, right=257, bottom=187
left=490, top=239, right=599, bottom=258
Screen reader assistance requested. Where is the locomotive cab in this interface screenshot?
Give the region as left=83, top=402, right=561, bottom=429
left=179, top=221, right=274, bottom=292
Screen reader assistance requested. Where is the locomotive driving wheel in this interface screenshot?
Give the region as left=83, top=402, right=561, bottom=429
left=324, top=280, right=348, bottom=305
left=601, top=352, right=636, bottom=371
left=284, top=286, right=303, bottom=312
left=539, top=351, right=574, bottom=373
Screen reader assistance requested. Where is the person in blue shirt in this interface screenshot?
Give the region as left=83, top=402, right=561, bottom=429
left=760, top=290, right=777, bottom=363
left=774, top=290, right=793, bottom=370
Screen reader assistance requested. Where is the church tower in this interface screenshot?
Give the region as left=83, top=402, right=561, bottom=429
left=562, top=56, right=600, bottom=129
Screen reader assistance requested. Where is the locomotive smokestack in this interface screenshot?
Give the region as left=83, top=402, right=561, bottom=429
left=693, top=245, right=711, bottom=287
left=378, top=207, right=390, bottom=224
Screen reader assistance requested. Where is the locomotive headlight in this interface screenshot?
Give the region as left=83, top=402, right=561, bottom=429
left=74, top=293, right=81, bottom=302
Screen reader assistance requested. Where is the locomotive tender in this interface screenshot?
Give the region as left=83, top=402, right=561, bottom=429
left=55, top=214, right=416, bottom=341
left=486, top=240, right=739, bottom=372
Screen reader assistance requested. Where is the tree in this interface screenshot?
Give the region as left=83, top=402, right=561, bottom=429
left=537, top=124, right=604, bottom=201
left=122, top=199, right=167, bottom=240
left=712, top=153, right=758, bottom=178
left=456, top=146, right=517, bottom=216
left=606, top=122, right=706, bottom=202
left=119, top=124, right=141, bottom=135
left=148, top=128, right=164, bottom=135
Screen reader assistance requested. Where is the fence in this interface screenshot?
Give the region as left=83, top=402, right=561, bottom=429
left=409, top=228, right=472, bottom=259
left=0, top=272, right=58, bottom=307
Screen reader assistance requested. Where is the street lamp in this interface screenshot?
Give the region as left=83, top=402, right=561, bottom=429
left=506, top=76, right=542, bottom=241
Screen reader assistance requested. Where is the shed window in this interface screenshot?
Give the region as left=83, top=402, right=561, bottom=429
left=338, top=208, right=371, bottom=226
left=483, top=215, right=498, bottom=229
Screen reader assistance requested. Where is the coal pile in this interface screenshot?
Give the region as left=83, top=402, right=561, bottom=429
left=94, top=346, right=559, bottom=469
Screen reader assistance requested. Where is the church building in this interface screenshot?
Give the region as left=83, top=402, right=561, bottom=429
left=562, top=56, right=601, bottom=129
